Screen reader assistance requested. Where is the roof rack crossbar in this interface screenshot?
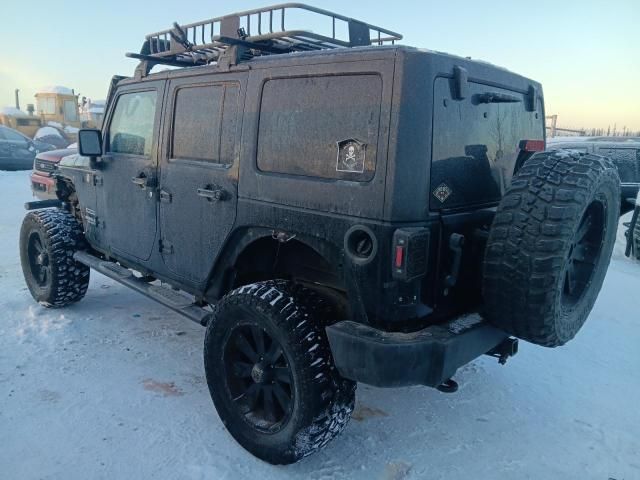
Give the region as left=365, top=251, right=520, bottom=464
left=130, top=3, right=402, bottom=74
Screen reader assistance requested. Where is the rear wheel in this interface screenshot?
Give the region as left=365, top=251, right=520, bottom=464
left=204, top=280, right=355, bottom=464
left=20, top=209, right=90, bottom=307
left=483, top=151, right=620, bottom=347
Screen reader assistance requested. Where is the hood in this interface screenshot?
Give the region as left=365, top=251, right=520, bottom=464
left=35, top=148, right=77, bottom=163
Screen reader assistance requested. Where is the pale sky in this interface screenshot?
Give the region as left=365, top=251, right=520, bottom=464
left=2, top=0, right=639, bottom=131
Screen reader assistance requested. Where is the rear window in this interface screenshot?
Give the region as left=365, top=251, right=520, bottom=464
left=431, top=78, right=544, bottom=209
left=597, top=147, right=639, bottom=183
left=257, top=75, right=382, bottom=181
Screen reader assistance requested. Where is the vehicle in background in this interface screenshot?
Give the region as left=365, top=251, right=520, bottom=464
left=35, top=86, right=81, bottom=128
left=547, top=137, right=640, bottom=214
left=625, top=191, right=640, bottom=260
left=33, top=126, right=74, bottom=150
left=0, top=106, right=42, bottom=138
left=0, top=125, right=55, bottom=171
left=30, top=148, right=77, bottom=199
left=35, top=86, right=82, bottom=142
left=79, top=99, right=105, bottom=128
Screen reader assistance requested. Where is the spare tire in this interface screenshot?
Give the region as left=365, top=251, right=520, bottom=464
left=483, top=150, right=620, bottom=347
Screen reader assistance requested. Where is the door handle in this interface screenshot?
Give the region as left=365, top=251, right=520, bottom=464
left=132, top=174, right=157, bottom=189
left=197, top=187, right=228, bottom=202
left=132, top=176, right=147, bottom=188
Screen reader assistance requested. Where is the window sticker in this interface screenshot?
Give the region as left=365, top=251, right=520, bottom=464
left=337, top=139, right=366, bottom=173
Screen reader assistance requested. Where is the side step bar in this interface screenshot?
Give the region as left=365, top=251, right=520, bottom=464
left=74, top=251, right=211, bottom=326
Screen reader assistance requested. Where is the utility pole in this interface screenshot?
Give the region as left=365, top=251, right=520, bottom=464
left=545, top=115, right=558, bottom=137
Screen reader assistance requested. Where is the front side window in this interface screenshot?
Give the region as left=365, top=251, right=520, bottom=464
left=108, top=91, right=157, bottom=156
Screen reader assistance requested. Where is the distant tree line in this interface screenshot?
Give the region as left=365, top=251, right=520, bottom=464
left=545, top=115, right=640, bottom=137
left=582, top=125, right=640, bottom=137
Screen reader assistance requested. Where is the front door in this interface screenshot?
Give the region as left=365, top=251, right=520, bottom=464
left=158, top=75, right=243, bottom=284
left=96, top=82, right=164, bottom=262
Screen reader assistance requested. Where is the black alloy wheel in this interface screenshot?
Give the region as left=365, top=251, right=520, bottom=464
left=27, top=231, right=51, bottom=287
left=223, top=324, right=294, bottom=432
left=562, top=200, right=606, bottom=309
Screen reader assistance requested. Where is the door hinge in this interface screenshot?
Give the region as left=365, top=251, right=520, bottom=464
left=159, top=190, right=172, bottom=203
left=159, top=239, right=174, bottom=254
left=83, top=172, right=102, bottom=186
left=85, top=208, right=100, bottom=227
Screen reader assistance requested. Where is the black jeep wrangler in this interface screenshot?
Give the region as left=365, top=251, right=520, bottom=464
left=19, top=4, right=621, bottom=465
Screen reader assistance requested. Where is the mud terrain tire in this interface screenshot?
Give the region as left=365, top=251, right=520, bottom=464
left=20, top=209, right=90, bottom=307
left=204, top=280, right=356, bottom=465
left=483, top=151, right=620, bottom=347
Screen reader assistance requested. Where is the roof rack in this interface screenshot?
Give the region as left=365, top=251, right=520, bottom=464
left=126, top=3, right=403, bottom=76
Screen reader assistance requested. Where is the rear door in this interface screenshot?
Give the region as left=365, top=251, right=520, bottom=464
left=158, top=74, right=244, bottom=284
left=430, top=77, right=545, bottom=314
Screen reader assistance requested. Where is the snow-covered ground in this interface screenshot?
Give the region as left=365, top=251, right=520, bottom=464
left=1, top=170, right=638, bottom=480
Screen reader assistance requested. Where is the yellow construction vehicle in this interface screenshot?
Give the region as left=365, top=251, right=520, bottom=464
left=34, top=86, right=81, bottom=129
left=0, top=90, right=42, bottom=137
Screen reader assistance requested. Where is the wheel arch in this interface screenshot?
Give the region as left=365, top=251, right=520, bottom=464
left=204, top=227, right=347, bottom=305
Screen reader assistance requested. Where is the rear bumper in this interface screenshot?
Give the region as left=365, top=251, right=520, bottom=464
left=30, top=172, right=56, bottom=200
left=326, top=315, right=512, bottom=388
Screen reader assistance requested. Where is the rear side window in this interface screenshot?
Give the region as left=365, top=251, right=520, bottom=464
left=431, top=78, right=544, bottom=209
left=171, top=84, right=239, bottom=164
left=597, top=147, right=639, bottom=183
left=257, top=75, right=382, bottom=181
left=109, top=91, right=157, bottom=156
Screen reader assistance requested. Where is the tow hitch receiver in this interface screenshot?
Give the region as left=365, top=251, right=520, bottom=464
left=486, top=337, right=519, bottom=365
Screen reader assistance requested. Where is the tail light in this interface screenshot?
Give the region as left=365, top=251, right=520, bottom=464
left=392, top=228, right=430, bottom=281
left=519, top=139, right=545, bottom=152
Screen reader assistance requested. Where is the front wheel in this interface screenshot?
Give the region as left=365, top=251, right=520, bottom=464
left=20, top=209, right=90, bottom=307
left=204, top=280, right=356, bottom=465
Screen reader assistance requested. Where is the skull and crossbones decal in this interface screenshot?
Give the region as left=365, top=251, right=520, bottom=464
left=337, top=139, right=366, bottom=173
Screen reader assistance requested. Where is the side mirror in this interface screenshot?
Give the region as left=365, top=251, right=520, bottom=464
left=78, top=129, right=103, bottom=158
